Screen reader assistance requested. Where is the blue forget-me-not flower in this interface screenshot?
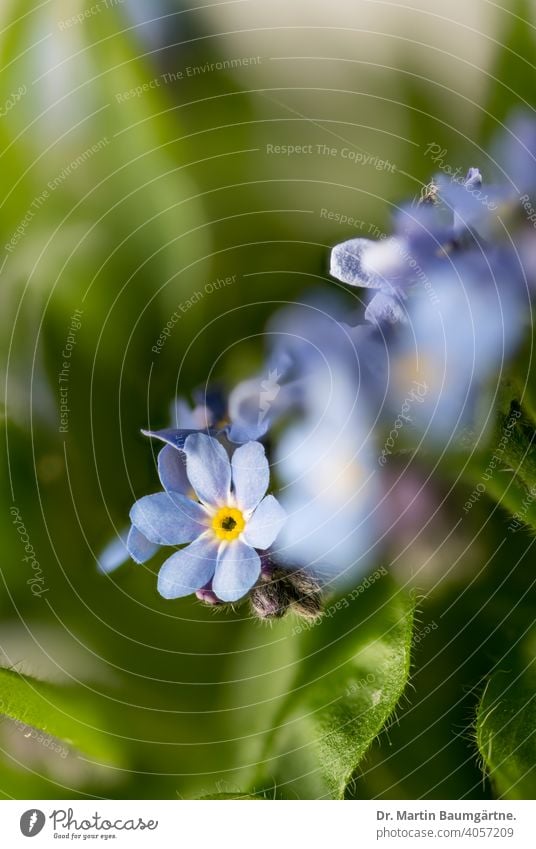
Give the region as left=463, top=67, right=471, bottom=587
left=129, top=433, right=286, bottom=602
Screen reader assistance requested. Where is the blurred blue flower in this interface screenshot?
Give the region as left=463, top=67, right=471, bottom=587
left=330, top=203, right=446, bottom=325
left=329, top=168, right=514, bottom=324
left=142, top=386, right=227, bottom=452
left=266, top=301, right=385, bottom=585
left=227, top=351, right=300, bottom=443
left=385, top=251, right=526, bottom=441
left=328, top=150, right=530, bottom=445
left=226, top=295, right=354, bottom=443
left=170, top=385, right=227, bottom=431
left=148, top=377, right=285, bottom=451
left=130, top=434, right=286, bottom=602
left=276, top=404, right=382, bottom=585
left=492, top=110, right=536, bottom=195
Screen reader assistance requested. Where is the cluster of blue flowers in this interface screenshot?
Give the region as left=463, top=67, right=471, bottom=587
left=101, top=113, right=536, bottom=615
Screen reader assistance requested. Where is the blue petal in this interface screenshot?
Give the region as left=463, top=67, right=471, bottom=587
left=243, top=495, right=286, bottom=550
left=212, top=539, right=261, bottom=602
left=330, top=238, right=384, bottom=288
left=157, top=444, right=190, bottom=494
left=130, top=492, right=208, bottom=545
left=231, top=441, right=269, bottom=511
left=183, top=433, right=231, bottom=507
left=464, top=167, right=482, bottom=190
left=227, top=419, right=269, bottom=444
left=127, top=525, right=159, bottom=564
left=227, top=357, right=295, bottom=443
left=365, top=291, right=407, bottom=325
left=170, top=397, right=202, bottom=429
left=98, top=529, right=130, bottom=574
left=157, top=533, right=219, bottom=599
left=435, top=174, right=514, bottom=240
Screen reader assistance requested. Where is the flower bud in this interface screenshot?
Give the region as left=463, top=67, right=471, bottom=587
left=250, top=568, right=290, bottom=619
left=284, top=570, right=323, bottom=621
left=196, top=584, right=223, bottom=606
left=251, top=563, right=324, bottom=621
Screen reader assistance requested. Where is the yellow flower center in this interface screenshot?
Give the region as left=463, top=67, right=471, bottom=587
left=211, top=506, right=245, bottom=541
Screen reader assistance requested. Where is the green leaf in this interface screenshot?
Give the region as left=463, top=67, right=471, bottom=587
left=477, top=663, right=536, bottom=798
left=0, top=667, right=122, bottom=766
left=261, top=576, right=416, bottom=798
left=457, top=401, right=536, bottom=534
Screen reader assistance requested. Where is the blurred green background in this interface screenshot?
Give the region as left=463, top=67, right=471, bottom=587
left=1, top=0, right=535, bottom=800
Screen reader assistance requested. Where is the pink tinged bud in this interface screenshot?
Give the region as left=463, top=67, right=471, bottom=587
left=196, top=584, right=223, bottom=606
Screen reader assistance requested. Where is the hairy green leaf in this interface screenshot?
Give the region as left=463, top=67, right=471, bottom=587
left=261, top=576, right=416, bottom=798
left=477, top=663, right=536, bottom=798
left=0, top=667, right=122, bottom=765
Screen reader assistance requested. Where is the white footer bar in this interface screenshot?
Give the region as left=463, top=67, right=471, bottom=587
left=3, top=800, right=534, bottom=848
